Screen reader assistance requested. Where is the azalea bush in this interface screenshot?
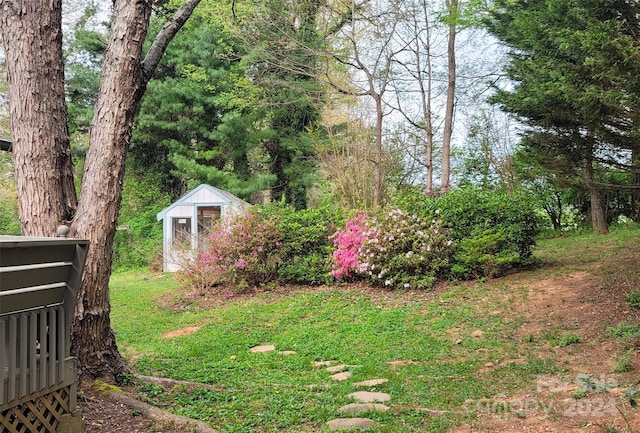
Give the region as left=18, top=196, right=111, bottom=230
left=197, top=209, right=284, bottom=292
left=332, top=209, right=454, bottom=289
left=178, top=204, right=343, bottom=293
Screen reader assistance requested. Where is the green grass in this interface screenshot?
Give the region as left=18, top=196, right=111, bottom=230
left=110, top=277, right=552, bottom=432
left=108, top=224, right=640, bottom=433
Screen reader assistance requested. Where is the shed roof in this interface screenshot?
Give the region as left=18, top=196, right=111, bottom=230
left=156, top=184, right=250, bottom=221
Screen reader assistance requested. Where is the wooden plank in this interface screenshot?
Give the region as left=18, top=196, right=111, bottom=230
left=0, top=319, right=5, bottom=405
left=18, top=315, right=27, bottom=397
left=7, top=316, right=16, bottom=402
left=39, top=310, right=47, bottom=390
left=0, top=283, right=67, bottom=316
left=57, top=306, right=64, bottom=382
left=29, top=312, right=37, bottom=393
left=48, top=308, right=57, bottom=385
left=0, top=262, right=72, bottom=291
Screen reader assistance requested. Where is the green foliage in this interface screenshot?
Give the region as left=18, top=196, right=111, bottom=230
left=112, top=168, right=171, bottom=270
left=178, top=203, right=344, bottom=291
left=451, top=230, right=520, bottom=279
left=558, top=333, right=582, bottom=347
left=612, top=349, right=634, bottom=373
left=626, top=291, right=640, bottom=308
left=0, top=152, right=20, bottom=235
left=608, top=322, right=640, bottom=339
left=486, top=0, right=640, bottom=230
left=395, top=186, right=541, bottom=279
left=274, top=205, right=345, bottom=285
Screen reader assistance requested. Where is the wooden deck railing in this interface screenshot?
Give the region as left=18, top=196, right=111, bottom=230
left=0, top=234, right=88, bottom=433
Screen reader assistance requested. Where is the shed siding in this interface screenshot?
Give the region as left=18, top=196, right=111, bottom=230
left=166, top=205, right=195, bottom=219
left=187, top=188, right=224, bottom=204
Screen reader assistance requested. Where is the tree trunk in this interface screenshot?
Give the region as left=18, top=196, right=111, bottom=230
left=418, top=0, right=434, bottom=196
left=584, top=143, right=608, bottom=234
left=68, top=0, right=203, bottom=382
left=2, top=0, right=202, bottom=383
left=374, top=95, right=384, bottom=207
left=441, top=0, right=457, bottom=194
left=68, top=0, right=154, bottom=382
left=0, top=1, right=77, bottom=236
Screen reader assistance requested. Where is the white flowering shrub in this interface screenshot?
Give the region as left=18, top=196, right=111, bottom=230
left=332, top=209, right=454, bottom=290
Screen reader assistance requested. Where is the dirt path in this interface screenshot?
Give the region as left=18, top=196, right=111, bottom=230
left=453, top=267, right=640, bottom=433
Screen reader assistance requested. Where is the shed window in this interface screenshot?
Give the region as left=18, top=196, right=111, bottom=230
left=172, top=217, right=191, bottom=247
left=197, top=206, right=221, bottom=237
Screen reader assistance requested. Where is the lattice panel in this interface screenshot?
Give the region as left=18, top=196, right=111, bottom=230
left=0, top=387, right=70, bottom=433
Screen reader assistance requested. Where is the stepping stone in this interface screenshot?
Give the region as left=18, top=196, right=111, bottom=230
left=313, top=360, right=335, bottom=367
left=249, top=345, right=276, bottom=353
left=338, top=403, right=389, bottom=415
left=330, top=371, right=352, bottom=381
left=347, top=391, right=391, bottom=403
left=326, top=418, right=378, bottom=430
left=326, top=364, right=348, bottom=373
left=352, top=379, right=388, bottom=387
left=279, top=350, right=296, bottom=355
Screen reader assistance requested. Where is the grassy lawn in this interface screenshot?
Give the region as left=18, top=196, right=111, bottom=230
left=109, top=224, right=640, bottom=433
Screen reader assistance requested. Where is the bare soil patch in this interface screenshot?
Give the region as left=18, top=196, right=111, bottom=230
left=453, top=258, right=640, bottom=432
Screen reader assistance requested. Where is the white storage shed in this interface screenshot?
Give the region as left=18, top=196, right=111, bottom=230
left=156, top=184, right=251, bottom=272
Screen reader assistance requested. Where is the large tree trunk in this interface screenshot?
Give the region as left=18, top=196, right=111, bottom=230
left=441, top=0, right=457, bottom=194
left=68, top=0, right=203, bottom=382
left=68, top=0, right=154, bottom=382
left=0, top=1, right=77, bottom=236
left=2, top=0, right=202, bottom=383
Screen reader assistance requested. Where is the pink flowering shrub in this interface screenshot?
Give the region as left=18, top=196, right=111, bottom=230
left=331, top=209, right=454, bottom=289
left=198, top=210, right=284, bottom=291
left=330, top=213, right=368, bottom=279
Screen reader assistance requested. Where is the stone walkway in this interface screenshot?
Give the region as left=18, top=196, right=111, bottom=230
left=250, top=345, right=391, bottom=430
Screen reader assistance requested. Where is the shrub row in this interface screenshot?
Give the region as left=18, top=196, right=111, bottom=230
left=177, top=203, right=344, bottom=293
left=179, top=186, right=541, bottom=293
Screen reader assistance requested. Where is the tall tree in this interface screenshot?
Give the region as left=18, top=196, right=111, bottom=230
left=487, top=0, right=640, bottom=234
left=230, top=0, right=326, bottom=208
left=323, top=0, right=404, bottom=206
left=440, top=0, right=458, bottom=194
left=0, top=0, right=202, bottom=381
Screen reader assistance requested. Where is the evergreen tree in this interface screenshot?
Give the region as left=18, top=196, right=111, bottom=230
left=487, top=0, right=640, bottom=233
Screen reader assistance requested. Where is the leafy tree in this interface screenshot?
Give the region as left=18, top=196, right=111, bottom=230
left=131, top=10, right=265, bottom=199
left=486, top=0, right=640, bottom=234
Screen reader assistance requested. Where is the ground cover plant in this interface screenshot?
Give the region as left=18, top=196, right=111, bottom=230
left=104, top=223, right=640, bottom=432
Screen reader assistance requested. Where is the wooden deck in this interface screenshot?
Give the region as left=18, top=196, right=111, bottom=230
left=0, top=235, right=88, bottom=433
